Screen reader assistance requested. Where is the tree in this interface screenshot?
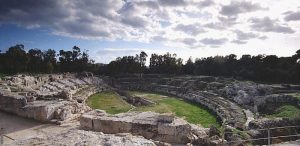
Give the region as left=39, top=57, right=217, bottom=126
left=149, top=52, right=182, bottom=74
left=138, top=51, right=148, bottom=77
left=182, top=57, right=194, bottom=75
left=5, top=44, right=29, bottom=73
left=43, top=49, right=57, bottom=73
left=28, top=48, right=43, bottom=73
left=59, top=49, right=73, bottom=72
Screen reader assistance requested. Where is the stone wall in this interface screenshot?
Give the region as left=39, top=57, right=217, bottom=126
left=80, top=110, right=215, bottom=145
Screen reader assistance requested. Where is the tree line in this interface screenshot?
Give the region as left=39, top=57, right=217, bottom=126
left=0, top=44, right=97, bottom=74
left=102, top=49, right=300, bottom=84
left=0, top=44, right=299, bottom=83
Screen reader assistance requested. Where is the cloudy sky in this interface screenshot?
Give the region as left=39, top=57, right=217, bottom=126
left=0, top=0, right=300, bottom=63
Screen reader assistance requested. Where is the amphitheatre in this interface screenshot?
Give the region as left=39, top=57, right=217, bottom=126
left=0, top=72, right=299, bottom=145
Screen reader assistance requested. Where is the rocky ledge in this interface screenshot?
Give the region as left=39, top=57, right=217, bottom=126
left=0, top=73, right=108, bottom=123
left=80, top=110, right=223, bottom=145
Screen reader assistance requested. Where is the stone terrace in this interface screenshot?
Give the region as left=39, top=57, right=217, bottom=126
left=0, top=73, right=108, bottom=123
left=114, top=76, right=247, bottom=129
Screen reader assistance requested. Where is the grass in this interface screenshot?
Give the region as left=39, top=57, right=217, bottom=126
left=86, top=91, right=132, bottom=114
left=265, top=105, right=300, bottom=119
left=87, top=91, right=219, bottom=127
left=0, top=73, right=7, bottom=78
left=288, top=93, right=300, bottom=100
left=130, top=91, right=219, bottom=128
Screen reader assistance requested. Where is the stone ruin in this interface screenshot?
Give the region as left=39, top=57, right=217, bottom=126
left=80, top=110, right=220, bottom=145
left=1, top=73, right=300, bottom=145
left=0, top=73, right=108, bottom=123
left=116, top=90, right=155, bottom=106
left=111, top=75, right=300, bottom=144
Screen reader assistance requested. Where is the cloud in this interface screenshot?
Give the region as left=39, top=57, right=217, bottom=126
left=284, top=11, right=300, bottom=21
left=158, top=0, right=187, bottom=7
left=220, top=1, right=266, bottom=16
left=198, top=0, right=215, bottom=7
left=180, top=38, right=197, bottom=45
left=231, top=40, right=247, bottom=44
left=231, top=30, right=258, bottom=44
left=200, top=38, right=228, bottom=46
left=174, top=23, right=205, bottom=35
left=249, top=17, right=295, bottom=34
left=234, top=30, right=258, bottom=40
left=0, top=0, right=298, bottom=51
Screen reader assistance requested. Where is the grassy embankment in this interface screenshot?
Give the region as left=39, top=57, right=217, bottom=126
left=87, top=91, right=219, bottom=127
left=265, top=105, right=300, bottom=119
left=87, top=91, right=132, bottom=114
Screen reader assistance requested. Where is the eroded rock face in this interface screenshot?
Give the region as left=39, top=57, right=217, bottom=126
left=6, top=128, right=156, bottom=146
left=80, top=110, right=211, bottom=145
left=0, top=73, right=108, bottom=123
left=221, top=81, right=272, bottom=106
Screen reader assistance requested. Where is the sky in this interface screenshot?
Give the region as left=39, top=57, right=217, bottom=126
left=0, top=0, right=300, bottom=64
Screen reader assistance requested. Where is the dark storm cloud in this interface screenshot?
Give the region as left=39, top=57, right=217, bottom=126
left=249, top=17, right=295, bottom=34
left=220, top=1, right=266, bottom=16
left=0, top=0, right=126, bottom=39
left=0, top=0, right=70, bottom=26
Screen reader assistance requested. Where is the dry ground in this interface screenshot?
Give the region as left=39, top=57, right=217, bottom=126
left=0, top=111, right=76, bottom=145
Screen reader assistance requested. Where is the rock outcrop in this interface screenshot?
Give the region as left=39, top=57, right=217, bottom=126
left=80, top=110, right=215, bottom=145
left=0, top=73, right=108, bottom=123
left=5, top=128, right=156, bottom=146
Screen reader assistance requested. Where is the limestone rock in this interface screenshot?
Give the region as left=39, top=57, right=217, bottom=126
left=80, top=110, right=203, bottom=144
left=209, top=125, right=221, bottom=137
left=58, top=90, right=72, bottom=100
left=7, top=129, right=156, bottom=146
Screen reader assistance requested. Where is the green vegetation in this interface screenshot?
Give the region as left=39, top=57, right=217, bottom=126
left=266, top=105, right=300, bottom=119
left=87, top=91, right=219, bottom=127
left=130, top=91, right=219, bottom=128
left=0, top=73, right=6, bottom=78
left=288, top=93, right=300, bottom=100
left=87, top=91, right=132, bottom=114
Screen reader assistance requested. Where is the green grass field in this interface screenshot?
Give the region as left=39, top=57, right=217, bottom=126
left=87, top=91, right=132, bottom=114
left=130, top=91, right=219, bottom=128
left=266, top=105, right=300, bottom=119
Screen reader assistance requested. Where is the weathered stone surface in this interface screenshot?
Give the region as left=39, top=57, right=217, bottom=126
left=5, top=128, right=156, bottom=146
left=255, top=94, right=300, bottom=113
left=80, top=110, right=208, bottom=144
left=221, top=81, right=272, bottom=106
left=0, top=73, right=106, bottom=123
left=58, top=90, right=72, bottom=100
left=0, top=94, right=27, bottom=113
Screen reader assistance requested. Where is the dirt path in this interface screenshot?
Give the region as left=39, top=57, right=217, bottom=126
left=0, top=111, right=77, bottom=145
